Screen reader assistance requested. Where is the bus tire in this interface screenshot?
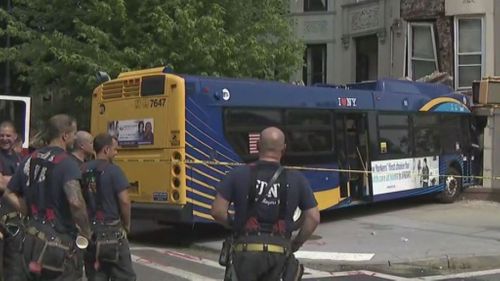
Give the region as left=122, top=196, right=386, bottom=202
left=438, top=166, right=462, bottom=203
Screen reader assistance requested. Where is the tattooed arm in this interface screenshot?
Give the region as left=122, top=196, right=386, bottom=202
left=63, top=179, right=91, bottom=239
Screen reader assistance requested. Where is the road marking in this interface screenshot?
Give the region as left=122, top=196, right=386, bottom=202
left=131, top=246, right=224, bottom=269
left=417, top=268, right=500, bottom=280
left=303, top=270, right=411, bottom=280
left=132, top=246, right=339, bottom=278
left=131, top=254, right=218, bottom=281
left=295, top=250, right=375, bottom=261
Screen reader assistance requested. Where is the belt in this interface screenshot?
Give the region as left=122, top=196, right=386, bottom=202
left=26, top=226, right=67, bottom=246
left=0, top=212, right=21, bottom=224
left=233, top=243, right=286, bottom=254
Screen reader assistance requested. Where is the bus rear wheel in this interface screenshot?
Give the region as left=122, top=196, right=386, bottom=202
left=439, top=167, right=462, bottom=203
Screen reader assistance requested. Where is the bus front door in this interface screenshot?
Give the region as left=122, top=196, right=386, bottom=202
left=335, top=113, right=369, bottom=201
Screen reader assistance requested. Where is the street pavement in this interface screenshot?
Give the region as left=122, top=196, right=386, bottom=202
left=126, top=197, right=500, bottom=280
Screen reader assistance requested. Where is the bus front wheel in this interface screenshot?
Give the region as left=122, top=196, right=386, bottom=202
left=439, top=167, right=462, bottom=203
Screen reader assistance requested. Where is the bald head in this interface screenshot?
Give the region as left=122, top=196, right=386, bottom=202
left=74, top=130, right=94, bottom=155
left=0, top=121, right=17, bottom=151
left=0, top=121, right=16, bottom=132
left=75, top=131, right=93, bottom=146
left=258, top=127, right=286, bottom=156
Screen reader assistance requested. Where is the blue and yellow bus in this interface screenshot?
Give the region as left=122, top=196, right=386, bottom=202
left=90, top=67, right=477, bottom=225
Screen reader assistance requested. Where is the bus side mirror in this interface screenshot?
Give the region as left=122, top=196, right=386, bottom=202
left=96, top=71, right=111, bottom=84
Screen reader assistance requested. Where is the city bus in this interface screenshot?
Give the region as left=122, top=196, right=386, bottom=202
left=90, top=67, right=477, bottom=225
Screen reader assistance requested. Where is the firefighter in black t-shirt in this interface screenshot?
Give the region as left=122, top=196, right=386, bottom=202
left=0, top=121, right=24, bottom=281
left=4, top=114, right=91, bottom=281
left=211, top=127, right=320, bottom=281
left=82, top=133, right=135, bottom=281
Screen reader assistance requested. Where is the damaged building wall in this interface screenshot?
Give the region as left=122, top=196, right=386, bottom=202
left=401, top=0, right=454, bottom=79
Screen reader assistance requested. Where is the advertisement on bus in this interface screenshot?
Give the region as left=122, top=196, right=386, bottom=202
left=371, top=156, right=439, bottom=195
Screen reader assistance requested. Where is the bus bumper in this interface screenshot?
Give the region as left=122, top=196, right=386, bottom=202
left=131, top=202, right=193, bottom=224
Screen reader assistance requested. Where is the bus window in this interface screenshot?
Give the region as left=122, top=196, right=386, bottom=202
left=284, top=109, right=334, bottom=164
left=439, top=115, right=463, bottom=153
left=378, top=114, right=409, bottom=127
left=413, top=113, right=440, bottom=156
left=224, top=108, right=283, bottom=160
left=379, top=128, right=410, bottom=155
left=287, top=130, right=332, bottom=152
left=141, top=76, right=165, bottom=96
left=287, top=110, right=331, bottom=126
left=225, top=108, right=282, bottom=127
left=377, top=114, right=410, bottom=157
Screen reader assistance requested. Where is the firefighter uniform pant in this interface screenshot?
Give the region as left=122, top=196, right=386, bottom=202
left=3, top=230, right=26, bottom=281
left=84, top=238, right=136, bottom=281
left=232, top=251, right=288, bottom=281
left=17, top=233, right=83, bottom=281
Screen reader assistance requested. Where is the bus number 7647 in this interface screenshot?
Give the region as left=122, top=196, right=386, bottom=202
left=150, top=98, right=166, bottom=108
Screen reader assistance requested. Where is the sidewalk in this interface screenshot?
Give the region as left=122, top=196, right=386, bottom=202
left=195, top=197, right=500, bottom=275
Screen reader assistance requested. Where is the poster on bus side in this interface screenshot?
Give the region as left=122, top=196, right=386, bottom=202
left=107, top=118, right=154, bottom=146
left=371, top=156, right=439, bottom=195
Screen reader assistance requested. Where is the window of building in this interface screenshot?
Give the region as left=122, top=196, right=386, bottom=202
left=407, top=22, right=438, bottom=80
left=454, top=17, right=484, bottom=89
left=304, top=0, right=327, bottom=12
left=303, top=44, right=327, bottom=85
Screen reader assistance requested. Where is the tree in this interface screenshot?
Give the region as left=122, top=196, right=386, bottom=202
left=0, top=0, right=303, bottom=129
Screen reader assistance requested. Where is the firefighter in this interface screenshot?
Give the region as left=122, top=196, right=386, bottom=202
left=81, top=133, right=135, bottom=281
left=211, top=127, right=320, bottom=281
left=0, top=121, right=23, bottom=281
left=3, top=114, right=91, bottom=281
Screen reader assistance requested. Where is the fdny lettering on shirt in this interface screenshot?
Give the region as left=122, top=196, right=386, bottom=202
left=338, top=97, right=357, bottom=107
left=254, top=180, right=288, bottom=206
left=23, top=151, right=57, bottom=186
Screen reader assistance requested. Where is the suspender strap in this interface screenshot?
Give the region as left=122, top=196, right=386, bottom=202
left=28, top=151, right=67, bottom=221
left=94, top=161, right=109, bottom=218
left=246, top=164, right=258, bottom=218
left=82, top=161, right=109, bottom=222
left=242, top=164, right=285, bottom=234
left=278, top=171, right=288, bottom=220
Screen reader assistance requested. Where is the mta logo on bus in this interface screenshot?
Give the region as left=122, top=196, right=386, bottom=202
left=338, top=97, right=357, bottom=107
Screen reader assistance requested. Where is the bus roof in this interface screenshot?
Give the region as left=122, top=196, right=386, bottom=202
left=181, top=75, right=470, bottom=113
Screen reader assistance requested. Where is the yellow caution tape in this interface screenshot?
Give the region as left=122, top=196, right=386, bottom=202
left=114, top=158, right=496, bottom=180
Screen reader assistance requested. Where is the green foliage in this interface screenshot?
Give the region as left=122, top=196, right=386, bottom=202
left=0, top=0, right=303, bottom=129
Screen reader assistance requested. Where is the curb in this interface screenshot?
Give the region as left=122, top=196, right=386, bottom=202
left=303, top=254, right=500, bottom=277
left=461, top=186, right=500, bottom=202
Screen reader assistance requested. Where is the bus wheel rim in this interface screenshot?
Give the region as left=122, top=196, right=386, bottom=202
left=445, top=176, right=457, bottom=196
